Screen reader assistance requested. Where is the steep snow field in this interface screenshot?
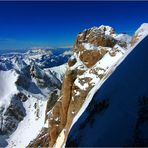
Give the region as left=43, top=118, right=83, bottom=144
left=5, top=65, right=67, bottom=148
left=47, top=63, right=68, bottom=82
left=0, top=70, right=18, bottom=111
left=7, top=96, right=47, bottom=148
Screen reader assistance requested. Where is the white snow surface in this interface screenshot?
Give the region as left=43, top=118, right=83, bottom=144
left=97, top=25, right=115, bottom=36
left=73, top=45, right=124, bottom=92
left=135, top=23, right=148, bottom=38
left=49, top=64, right=68, bottom=76
left=7, top=95, right=47, bottom=148
left=0, top=70, right=18, bottom=111
left=47, top=63, right=68, bottom=82
left=133, top=23, right=148, bottom=46
left=82, top=43, right=98, bottom=50
left=82, top=43, right=112, bottom=51
left=54, top=129, right=66, bottom=148
left=115, top=33, right=131, bottom=44
left=61, top=50, right=73, bottom=56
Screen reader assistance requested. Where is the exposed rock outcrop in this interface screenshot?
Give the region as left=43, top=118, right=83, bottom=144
left=48, top=69, right=76, bottom=147
left=0, top=95, right=26, bottom=135
left=47, top=25, right=132, bottom=147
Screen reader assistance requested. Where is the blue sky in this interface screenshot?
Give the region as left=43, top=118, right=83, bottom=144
left=0, top=1, right=148, bottom=50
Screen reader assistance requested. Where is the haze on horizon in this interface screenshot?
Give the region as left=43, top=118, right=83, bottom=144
left=0, top=1, right=148, bottom=50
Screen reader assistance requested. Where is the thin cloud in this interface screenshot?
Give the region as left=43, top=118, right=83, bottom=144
left=0, top=38, right=16, bottom=42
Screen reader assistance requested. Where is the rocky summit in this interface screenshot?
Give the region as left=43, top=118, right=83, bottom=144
left=45, top=24, right=148, bottom=147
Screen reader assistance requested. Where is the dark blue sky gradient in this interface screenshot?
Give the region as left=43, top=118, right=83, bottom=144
left=0, top=1, right=148, bottom=49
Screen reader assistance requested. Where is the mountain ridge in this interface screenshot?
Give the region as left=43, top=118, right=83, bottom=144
left=47, top=23, right=148, bottom=147
left=67, top=34, right=148, bottom=147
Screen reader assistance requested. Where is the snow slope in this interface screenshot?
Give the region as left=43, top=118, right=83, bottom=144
left=67, top=35, right=148, bottom=147
left=47, top=64, right=68, bottom=82
left=0, top=70, right=18, bottom=112
left=7, top=95, right=47, bottom=148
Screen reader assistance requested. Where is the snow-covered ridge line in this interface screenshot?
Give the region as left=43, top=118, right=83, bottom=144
left=53, top=24, right=133, bottom=148
left=46, top=63, right=68, bottom=82
left=48, top=63, right=68, bottom=74
left=69, top=23, right=148, bottom=133
left=67, top=29, right=148, bottom=147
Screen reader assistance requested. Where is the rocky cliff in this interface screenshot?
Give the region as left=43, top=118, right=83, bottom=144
left=47, top=25, right=132, bottom=147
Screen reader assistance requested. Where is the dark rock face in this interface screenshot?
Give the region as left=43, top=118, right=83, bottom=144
left=68, top=58, right=77, bottom=67
left=30, top=64, right=61, bottom=89
left=66, top=36, right=148, bottom=147
left=15, top=74, right=31, bottom=91
left=15, top=62, right=62, bottom=95
left=15, top=92, right=28, bottom=102
left=44, top=90, right=59, bottom=123
left=1, top=95, right=26, bottom=135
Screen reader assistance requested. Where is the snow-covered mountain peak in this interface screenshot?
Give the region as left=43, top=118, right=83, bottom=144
left=27, top=48, right=52, bottom=55
left=78, top=25, right=116, bottom=39
left=115, top=33, right=132, bottom=44
left=85, top=25, right=116, bottom=38
left=135, top=23, right=148, bottom=36
left=131, top=23, right=148, bottom=47
left=98, top=25, right=115, bottom=35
